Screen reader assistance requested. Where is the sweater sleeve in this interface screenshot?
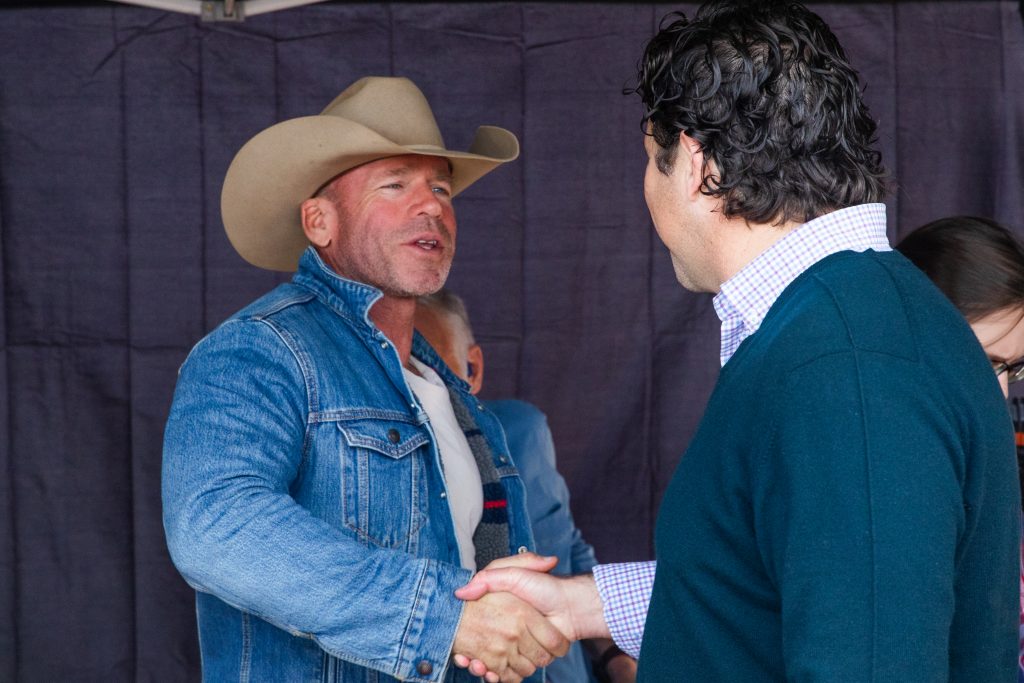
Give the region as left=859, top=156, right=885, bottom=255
left=753, top=349, right=964, bottom=681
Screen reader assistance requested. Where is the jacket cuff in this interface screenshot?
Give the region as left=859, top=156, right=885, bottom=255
left=396, top=559, right=473, bottom=682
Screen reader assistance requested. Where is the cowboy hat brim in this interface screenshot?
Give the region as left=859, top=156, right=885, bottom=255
left=221, top=115, right=519, bottom=272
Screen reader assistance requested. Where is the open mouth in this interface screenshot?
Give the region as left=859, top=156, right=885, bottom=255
left=414, top=239, right=439, bottom=251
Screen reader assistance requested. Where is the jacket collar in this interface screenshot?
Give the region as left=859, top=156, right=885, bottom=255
left=291, top=247, right=383, bottom=329
left=291, top=247, right=475, bottom=396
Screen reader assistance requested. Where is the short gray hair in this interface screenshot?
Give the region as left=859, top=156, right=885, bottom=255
left=417, top=289, right=475, bottom=345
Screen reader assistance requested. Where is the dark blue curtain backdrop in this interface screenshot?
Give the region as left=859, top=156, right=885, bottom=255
left=1, top=1, right=1022, bottom=679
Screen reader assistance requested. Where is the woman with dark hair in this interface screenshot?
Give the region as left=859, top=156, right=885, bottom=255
left=897, top=215, right=1024, bottom=681
left=897, top=215, right=1024, bottom=397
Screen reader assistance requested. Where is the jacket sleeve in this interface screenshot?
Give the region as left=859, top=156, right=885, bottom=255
left=161, top=319, right=470, bottom=682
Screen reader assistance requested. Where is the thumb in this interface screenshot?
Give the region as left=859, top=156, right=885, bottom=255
left=454, top=553, right=557, bottom=600
left=455, top=564, right=543, bottom=600
left=485, top=552, right=558, bottom=573
left=454, top=575, right=489, bottom=601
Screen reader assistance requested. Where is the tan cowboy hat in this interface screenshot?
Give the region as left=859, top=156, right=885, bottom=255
left=221, top=76, right=520, bottom=271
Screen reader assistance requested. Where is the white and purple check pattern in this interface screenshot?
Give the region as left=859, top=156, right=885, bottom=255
left=714, top=203, right=890, bottom=366
left=592, top=561, right=655, bottom=658
left=593, top=204, right=891, bottom=655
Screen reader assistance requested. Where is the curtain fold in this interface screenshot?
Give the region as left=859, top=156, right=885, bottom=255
left=0, top=2, right=1021, bottom=679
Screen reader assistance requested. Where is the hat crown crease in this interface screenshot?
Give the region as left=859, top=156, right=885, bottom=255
left=322, top=77, right=445, bottom=149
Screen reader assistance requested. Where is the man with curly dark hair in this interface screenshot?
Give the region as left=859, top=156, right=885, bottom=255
left=455, top=1, right=1019, bottom=681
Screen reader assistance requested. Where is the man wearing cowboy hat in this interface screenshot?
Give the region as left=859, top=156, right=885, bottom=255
left=162, top=77, right=568, bottom=683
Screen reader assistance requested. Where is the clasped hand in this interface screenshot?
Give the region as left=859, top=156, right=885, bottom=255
left=451, top=553, right=607, bottom=683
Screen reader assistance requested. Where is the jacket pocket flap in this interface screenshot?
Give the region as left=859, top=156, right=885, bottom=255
left=336, top=420, right=428, bottom=459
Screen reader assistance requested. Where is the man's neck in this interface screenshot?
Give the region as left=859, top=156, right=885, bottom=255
left=369, top=295, right=417, bottom=366
left=712, top=216, right=804, bottom=291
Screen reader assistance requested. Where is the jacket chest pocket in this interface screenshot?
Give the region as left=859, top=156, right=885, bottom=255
left=336, top=419, right=430, bottom=549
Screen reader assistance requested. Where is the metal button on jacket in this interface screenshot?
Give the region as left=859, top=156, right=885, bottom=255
left=417, top=660, right=433, bottom=676
left=387, top=428, right=400, bottom=444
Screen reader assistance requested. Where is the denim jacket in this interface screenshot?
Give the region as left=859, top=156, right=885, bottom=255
left=162, top=248, right=536, bottom=682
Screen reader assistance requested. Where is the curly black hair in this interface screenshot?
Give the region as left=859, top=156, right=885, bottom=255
left=632, top=0, right=888, bottom=226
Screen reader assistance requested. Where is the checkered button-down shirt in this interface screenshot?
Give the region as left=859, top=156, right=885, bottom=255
left=593, top=204, right=891, bottom=657
left=715, top=203, right=890, bottom=365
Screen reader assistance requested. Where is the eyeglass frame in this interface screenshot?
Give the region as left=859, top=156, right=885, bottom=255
left=992, top=358, right=1024, bottom=384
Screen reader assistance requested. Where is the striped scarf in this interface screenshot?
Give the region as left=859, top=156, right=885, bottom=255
left=448, top=390, right=510, bottom=569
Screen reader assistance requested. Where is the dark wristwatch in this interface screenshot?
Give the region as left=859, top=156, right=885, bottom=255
left=591, top=644, right=628, bottom=683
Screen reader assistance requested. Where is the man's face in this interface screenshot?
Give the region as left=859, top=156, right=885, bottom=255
left=320, top=154, right=456, bottom=297
left=414, top=302, right=485, bottom=394
left=414, top=304, right=469, bottom=379
left=642, top=131, right=715, bottom=293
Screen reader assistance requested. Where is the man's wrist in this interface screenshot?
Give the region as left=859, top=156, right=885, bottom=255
left=565, top=573, right=610, bottom=640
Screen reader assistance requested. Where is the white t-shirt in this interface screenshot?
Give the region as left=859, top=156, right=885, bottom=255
left=403, top=358, right=483, bottom=570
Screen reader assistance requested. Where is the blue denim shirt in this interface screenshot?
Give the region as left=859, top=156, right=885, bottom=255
left=163, top=248, right=535, bottom=682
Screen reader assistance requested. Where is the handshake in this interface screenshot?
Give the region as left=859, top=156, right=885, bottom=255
left=450, top=553, right=634, bottom=683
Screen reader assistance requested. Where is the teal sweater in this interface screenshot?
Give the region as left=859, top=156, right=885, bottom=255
left=639, top=251, right=1019, bottom=681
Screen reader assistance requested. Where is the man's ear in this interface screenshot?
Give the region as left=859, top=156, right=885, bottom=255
left=300, top=196, right=336, bottom=248
left=679, top=132, right=706, bottom=199
left=466, top=343, right=485, bottom=396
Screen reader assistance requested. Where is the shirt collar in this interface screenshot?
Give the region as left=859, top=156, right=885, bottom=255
left=713, top=203, right=891, bottom=366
